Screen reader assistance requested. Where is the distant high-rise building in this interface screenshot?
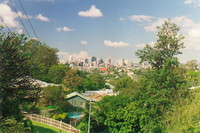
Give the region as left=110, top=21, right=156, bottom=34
left=69, top=55, right=73, bottom=62
left=79, top=62, right=83, bottom=67
left=85, top=58, right=89, bottom=64
left=127, top=62, right=133, bottom=67
left=120, top=59, right=125, bottom=67
left=108, top=58, right=111, bottom=64
left=105, top=58, right=111, bottom=68
left=98, top=58, right=104, bottom=64
left=91, top=56, right=97, bottom=62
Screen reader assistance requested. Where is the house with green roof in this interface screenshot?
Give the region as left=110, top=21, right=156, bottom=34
left=66, top=92, right=97, bottom=109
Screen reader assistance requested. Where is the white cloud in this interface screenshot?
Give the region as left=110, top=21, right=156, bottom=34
left=35, top=14, right=49, bottom=22
left=184, top=0, right=200, bottom=6
left=18, top=11, right=32, bottom=19
left=57, top=51, right=90, bottom=62
left=0, top=1, right=48, bottom=30
left=0, top=2, right=21, bottom=28
left=129, top=15, right=155, bottom=22
left=56, top=27, right=73, bottom=32
left=16, top=28, right=23, bottom=34
left=36, top=0, right=54, bottom=2
left=144, top=18, right=166, bottom=32
left=119, top=17, right=125, bottom=21
left=136, top=15, right=200, bottom=50
left=104, top=40, right=130, bottom=48
left=135, top=41, right=155, bottom=49
left=80, top=41, right=88, bottom=45
left=78, top=5, right=103, bottom=17
left=30, top=37, right=38, bottom=40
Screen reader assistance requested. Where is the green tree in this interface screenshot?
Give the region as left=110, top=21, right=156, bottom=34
left=134, top=20, right=188, bottom=132
left=135, top=60, right=187, bottom=132
left=186, top=60, right=199, bottom=71
left=47, top=64, right=70, bottom=84
left=113, top=76, right=134, bottom=92
left=0, top=30, right=40, bottom=122
left=105, top=102, right=140, bottom=133
left=185, top=70, right=200, bottom=87
left=164, top=88, right=200, bottom=132
left=42, top=85, right=65, bottom=106
left=23, top=39, right=59, bottom=81
left=63, top=69, right=83, bottom=92
left=89, top=69, right=105, bottom=89
left=136, top=19, right=184, bottom=69
left=91, top=95, right=131, bottom=132
left=80, top=78, right=99, bottom=91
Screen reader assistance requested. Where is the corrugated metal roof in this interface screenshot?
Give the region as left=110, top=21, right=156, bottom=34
left=66, top=92, right=97, bottom=102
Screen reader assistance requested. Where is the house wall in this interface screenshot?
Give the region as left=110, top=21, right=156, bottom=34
left=67, top=96, right=88, bottom=108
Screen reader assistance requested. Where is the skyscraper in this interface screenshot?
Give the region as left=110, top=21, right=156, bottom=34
left=98, top=58, right=104, bottom=64
left=91, top=56, right=97, bottom=62
left=69, top=55, right=73, bottom=63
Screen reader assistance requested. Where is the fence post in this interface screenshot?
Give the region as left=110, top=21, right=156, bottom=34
left=29, top=114, right=80, bottom=133
left=60, top=120, right=62, bottom=130
left=70, top=121, right=72, bottom=133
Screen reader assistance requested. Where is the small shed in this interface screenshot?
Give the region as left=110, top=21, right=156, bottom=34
left=66, top=92, right=96, bottom=108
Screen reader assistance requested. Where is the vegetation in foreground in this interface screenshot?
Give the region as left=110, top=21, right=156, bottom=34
left=77, top=20, right=200, bottom=133
left=1, top=19, right=200, bottom=133
left=32, top=121, right=68, bottom=133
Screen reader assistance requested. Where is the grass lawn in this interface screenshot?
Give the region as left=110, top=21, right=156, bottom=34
left=32, top=121, right=68, bottom=133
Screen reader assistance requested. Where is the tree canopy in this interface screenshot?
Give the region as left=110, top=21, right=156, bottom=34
left=136, top=19, right=184, bottom=69
left=23, top=39, right=59, bottom=82
left=47, top=64, right=70, bottom=84
left=0, top=29, right=40, bottom=122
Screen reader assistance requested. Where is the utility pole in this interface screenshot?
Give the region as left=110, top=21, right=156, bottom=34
left=87, top=99, right=91, bottom=133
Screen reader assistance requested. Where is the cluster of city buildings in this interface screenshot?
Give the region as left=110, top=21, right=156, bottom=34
left=60, top=55, right=150, bottom=69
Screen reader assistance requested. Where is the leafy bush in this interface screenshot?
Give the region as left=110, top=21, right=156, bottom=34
left=46, top=106, right=58, bottom=110
left=24, top=119, right=32, bottom=127
left=52, top=113, right=69, bottom=123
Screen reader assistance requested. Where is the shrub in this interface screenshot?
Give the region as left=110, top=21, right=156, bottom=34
left=24, top=119, right=32, bottom=127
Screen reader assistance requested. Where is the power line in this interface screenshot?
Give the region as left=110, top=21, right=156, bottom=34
left=9, top=0, right=32, bottom=38
left=18, top=0, right=39, bottom=40
left=0, top=16, right=12, bottom=32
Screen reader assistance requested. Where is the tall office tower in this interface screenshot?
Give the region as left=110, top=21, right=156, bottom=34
left=98, top=58, right=104, bottom=65
left=127, top=62, right=133, bottom=67
left=120, top=59, right=125, bottom=67
left=69, top=55, right=73, bottom=63
left=91, top=56, right=97, bottom=62
left=85, top=58, right=89, bottom=64
left=108, top=58, right=111, bottom=64
left=78, top=58, right=84, bottom=67
left=93, top=61, right=97, bottom=67
left=105, top=58, right=111, bottom=68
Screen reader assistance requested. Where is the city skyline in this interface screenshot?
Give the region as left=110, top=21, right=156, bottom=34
left=1, top=0, right=200, bottom=63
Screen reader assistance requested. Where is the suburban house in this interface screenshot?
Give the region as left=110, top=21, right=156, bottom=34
left=66, top=92, right=97, bottom=109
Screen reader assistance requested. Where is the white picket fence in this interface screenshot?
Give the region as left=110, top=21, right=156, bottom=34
left=26, top=114, right=80, bottom=133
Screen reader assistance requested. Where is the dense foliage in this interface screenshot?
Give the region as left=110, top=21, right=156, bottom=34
left=47, top=64, right=70, bottom=84
left=41, top=85, right=65, bottom=106
left=1, top=19, right=200, bottom=133
left=63, top=69, right=106, bottom=92
left=136, top=19, right=184, bottom=69
left=23, top=39, right=59, bottom=82
left=0, top=29, right=40, bottom=125
left=76, top=20, right=200, bottom=133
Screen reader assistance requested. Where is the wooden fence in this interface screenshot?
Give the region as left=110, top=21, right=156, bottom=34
left=26, top=114, right=80, bottom=133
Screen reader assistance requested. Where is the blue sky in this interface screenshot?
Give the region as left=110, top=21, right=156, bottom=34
left=1, top=0, right=200, bottom=63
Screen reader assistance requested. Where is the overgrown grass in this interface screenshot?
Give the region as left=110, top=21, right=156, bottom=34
left=32, top=121, right=68, bottom=133
left=46, top=106, right=59, bottom=110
